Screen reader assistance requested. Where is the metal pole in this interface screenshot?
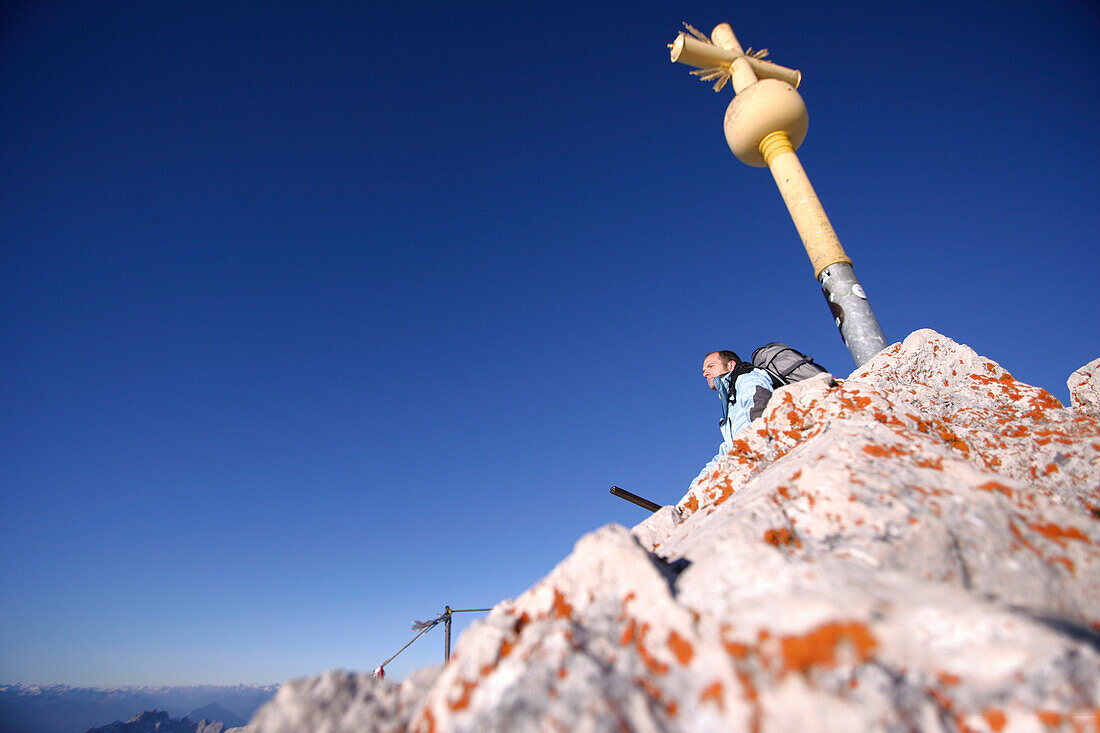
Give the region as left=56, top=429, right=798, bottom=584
left=758, top=131, right=888, bottom=366
left=443, top=606, right=452, bottom=663
left=670, top=23, right=888, bottom=367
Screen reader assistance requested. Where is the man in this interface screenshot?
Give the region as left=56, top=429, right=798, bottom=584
left=702, top=350, right=774, bottom=460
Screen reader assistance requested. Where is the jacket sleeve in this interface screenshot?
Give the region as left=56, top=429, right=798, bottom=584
left=744, top=368, right=774, bottom=422
left=728, top=368, right=774, bottom=436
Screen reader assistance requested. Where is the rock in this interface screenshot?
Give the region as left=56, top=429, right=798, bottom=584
left=249, top=666, right=441, bottom=733
left=251, top=330, right=1100, bottom=732
left=1069, top=356, right=1100, bottom=417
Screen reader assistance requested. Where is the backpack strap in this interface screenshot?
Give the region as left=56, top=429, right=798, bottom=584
left=725, top=361, right=760, bottom=402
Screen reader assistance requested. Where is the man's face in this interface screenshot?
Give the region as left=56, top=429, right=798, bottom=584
left=702, top=352, right=734, bottom=391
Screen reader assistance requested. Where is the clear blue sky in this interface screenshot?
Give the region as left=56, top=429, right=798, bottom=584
left=2, top=0, right=1097, bottom=686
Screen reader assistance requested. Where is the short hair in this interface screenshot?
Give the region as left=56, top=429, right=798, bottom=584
left=707, top=350, right=741, bottom=366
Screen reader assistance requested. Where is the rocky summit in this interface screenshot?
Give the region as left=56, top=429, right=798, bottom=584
left=250, top=330, right=1100, bottom=732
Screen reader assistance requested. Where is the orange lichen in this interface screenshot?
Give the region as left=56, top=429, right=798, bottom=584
left=730, top=438, right=753, bottom=454
left=863, top=444, right=907, bottom=458
left=779, top=621, right=878, bottom=675
left=449, top=679, right=478, bottom=711
left=622, top=620, right=671, bottom=675
left=699, top=681, right=724, bottom=711
left=977, top=481, right=1013, bottom=498
left=937, top=671, right=961, bottom=686
left=907, top=414, right=932, bottom=433
left=552, top=589, right=574, bottom=619
left=723, top=638, right=750, bottom=659
left=668, top=631, right=694, bottom=665
left=1028, top=522, right=1090, bottom=548
left=1021, top=390, right=1063, bottom=419
left=1051, top=556, right=1075, bottom=573
left=764, top=528, right=801, bottom=549
left=937, top=427, right=970, bottom=455
left=983, top=708, right=1007, bottom=731
left=1037, top=710, right=1062, bottom=726
left=916, top=456, right=944, bottom=470
left=873, top=410, right=890, bottom=424
left=1009, top=521, right=1042, bottom=555
left=734, top=668, right=762, bottom=733
left=839, top=393, right=873, bottom=411
left=416, top=708, right=436, bottom=733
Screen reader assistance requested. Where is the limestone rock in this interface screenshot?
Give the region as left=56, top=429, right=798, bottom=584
left=251, top=330, right=1100, bottom=733
left=1069, top=356, right=1100, bottom=417
left=249, top=667, right=440, bottom=733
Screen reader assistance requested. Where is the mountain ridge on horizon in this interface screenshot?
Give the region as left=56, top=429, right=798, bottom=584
left=0, top=682, right=277, bottom=733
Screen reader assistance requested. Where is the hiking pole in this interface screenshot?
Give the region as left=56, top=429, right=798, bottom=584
left=610, top=486, right=661, bottom=513
left=669, top=23, right=888, bottom=367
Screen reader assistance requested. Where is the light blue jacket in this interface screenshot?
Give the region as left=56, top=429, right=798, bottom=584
left=713, top=366, right=775, bottom=456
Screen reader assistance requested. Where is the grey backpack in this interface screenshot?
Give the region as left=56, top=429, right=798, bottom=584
left=751, top=342, right=828, bottom=388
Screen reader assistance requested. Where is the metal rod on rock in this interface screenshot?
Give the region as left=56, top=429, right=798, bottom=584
left=610, top=486, right=661, bottom=513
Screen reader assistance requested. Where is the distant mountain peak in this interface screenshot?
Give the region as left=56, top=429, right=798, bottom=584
left=84, top=709, right=233, bottom=733
left=185, top=703, right=246, bottom=728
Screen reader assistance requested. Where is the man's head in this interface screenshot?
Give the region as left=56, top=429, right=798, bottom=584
left=703, top=350, right=741, bottom=390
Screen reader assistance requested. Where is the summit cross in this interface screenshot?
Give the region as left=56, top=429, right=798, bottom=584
left=670, top=23, right=888, bottom=367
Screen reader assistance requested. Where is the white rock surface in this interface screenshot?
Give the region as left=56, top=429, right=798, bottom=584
left=1069, top=357, right=1100, bottom=417
left=251, top=330, right=1100, bottom=732
left=249, top=667, right=440, bottom=733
